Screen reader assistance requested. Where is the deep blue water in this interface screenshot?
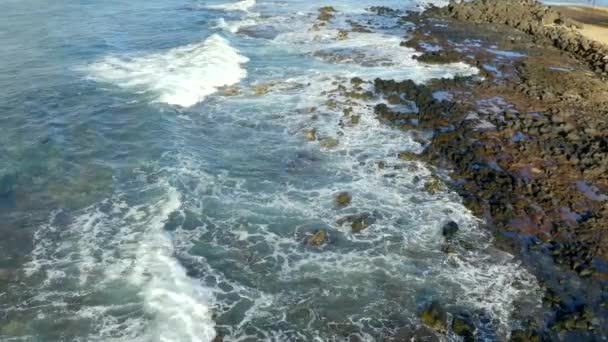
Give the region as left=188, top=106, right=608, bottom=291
left=3, top=0, right=599, bottom=340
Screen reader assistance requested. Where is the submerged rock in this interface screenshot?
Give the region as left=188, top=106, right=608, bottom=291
left=368, top=6, right=401, bottom=17
left=441, top=243, right=458, bottom=254
left=424, top=176, right=443, bottom=195
left=351, top=219, right=370, bottom=233
left=237, top=25, right=279, bottom=39
left=253, top=83, right=274, bottom=95
left=304, top=129, right=317, bottom=141
left=319, top=138, right=339, bottom=149
left=510, top=328, right=540, bottom=342
left=414, top=51, right=462, bottom=64
left=344, top=90, right=374, bottom=100
left=338, top=212, right=376, bottom=233
left=452, top=313, right=475, bottom=340
left=392, top=325, right=440, bottom=342
left=221, top=87, right=241, bottom=96
left=420, top=300, right=448, bottom=333
left=317, top=6, right=336, bottom=22
left=398, top=151, right=417, bottom=161
left=307, top=230, right=328, bottom=247
left=337, top=30, right=349, bottom=40
left=335, top=192, right=352, bottom=207
left=350, top=77, right=364, bottom=86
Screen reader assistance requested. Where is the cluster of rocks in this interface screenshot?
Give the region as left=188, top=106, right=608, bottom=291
left=373, top=78, right=459, bottom=130
left=369, top=2, right=608, bottom=339
left=300, top=3, right=608, bottom=337
left=433, top=0, right=608, bottom=77
left=304, top=191, right=375, bottom=248
left=420, top=300, right=476, bottom=341
left=311, top=6, right=337, bottom=31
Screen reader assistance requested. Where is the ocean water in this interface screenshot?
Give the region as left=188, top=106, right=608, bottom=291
left=0, top=0, right=557, bottom=341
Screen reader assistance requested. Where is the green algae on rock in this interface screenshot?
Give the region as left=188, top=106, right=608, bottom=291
left=423, top=176, right=444, bottom=195
left=420, top=301, right=448, bottom=333
left=303, top=128, right=317, bottom=141
left=307, top=230, right=328, bottom=247
left=319, top=137, right=339, bottom=149
left=334, top=191, right=352, bottom=207
left=337, top=213, right=376, bottom=233
left=317, top=6, right=336, bottom=23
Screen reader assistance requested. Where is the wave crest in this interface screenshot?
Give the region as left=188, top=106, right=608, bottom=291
left=207, top=0, right=256, bottom=12
left=83, top=34, right=248, bottom=107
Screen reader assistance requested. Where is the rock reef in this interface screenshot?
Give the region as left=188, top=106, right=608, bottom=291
left=434, top=0, right=608, bottom=77
left=370, top=0, right=608, bottom=339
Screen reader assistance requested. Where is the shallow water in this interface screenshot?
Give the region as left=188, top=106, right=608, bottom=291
left=1, top=0, right=543, bottom=341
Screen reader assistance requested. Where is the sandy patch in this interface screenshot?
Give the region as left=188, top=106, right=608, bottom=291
left=557, top=5, right=608, bottom=45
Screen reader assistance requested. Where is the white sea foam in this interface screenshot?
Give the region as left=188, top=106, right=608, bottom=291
left=267, top=5, right=477, bottom=81
left=83, top=34, right=248, bottom=107
left=207, top=0, right=256, bottom=12
left=154, top=67, right=540, bottom=339
left=162, top=4, right=538, bottom=328
left=21, top=1, right=543, bottom=340
left=24, top=183, right=217, bottom=342
left=215, top=17, right=258, bottom=33
left=129, top=187, right=216, bottom=342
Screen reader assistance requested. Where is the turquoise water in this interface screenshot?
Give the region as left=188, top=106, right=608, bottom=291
left=0, top=0, right=547, bottom=340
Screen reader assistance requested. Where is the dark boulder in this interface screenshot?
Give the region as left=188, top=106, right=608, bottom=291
left=442, top=221, right=459, bottom=239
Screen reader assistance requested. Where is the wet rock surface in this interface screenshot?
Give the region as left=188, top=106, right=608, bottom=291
left=452, top=312, right=476, bottom=341
left=420, top=301, right=448, bottom=333
left=307, top=229, right=329, bottom=247
left=368, top=1, right=608, bottom=339
left=441, top=221, right=459, bottom=239
left=335, top=191, right=352, bottom=207
left=337, top=212, right=378, bottom=233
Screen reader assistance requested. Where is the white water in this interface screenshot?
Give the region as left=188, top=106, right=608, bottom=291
left=207, top=0, right=257, bottom=12
left=25, top=183, right=216, bottom=341
left=128, top=187, right=216, bottom=342
left=83, top=34, right=248, bottom=107
left=15, top=0, right=544, bottom=341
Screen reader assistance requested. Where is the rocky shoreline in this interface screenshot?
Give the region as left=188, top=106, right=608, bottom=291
left=378, top=0, right=608, bottom=339
left=294, top=1, right=608, bottom=339
left=434, top=0, right=608, bottom=78
left=2, top=0, right=606, bottom=340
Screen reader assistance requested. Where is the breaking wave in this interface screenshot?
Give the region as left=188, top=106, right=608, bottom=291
left=83, top=34, right=248, bottom=107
